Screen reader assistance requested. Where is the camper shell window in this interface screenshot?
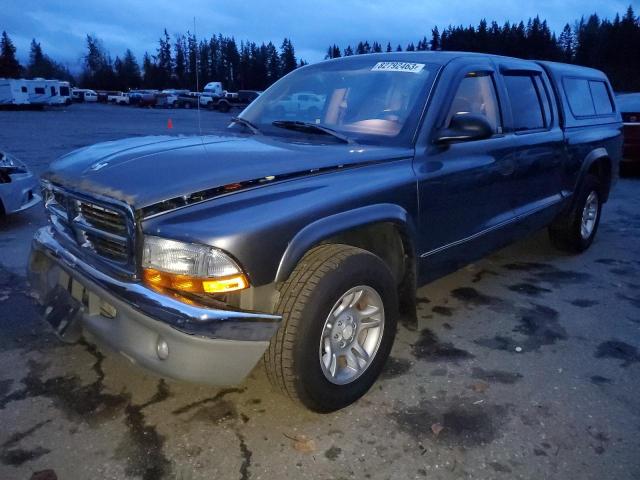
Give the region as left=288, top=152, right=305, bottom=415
left=563, top=76, right=615, bottom=119
left=589, top=81, right=614, bottom=115
left=34, top=87, right=45, bottom=94
left=21, top=86, right=27, bottom=93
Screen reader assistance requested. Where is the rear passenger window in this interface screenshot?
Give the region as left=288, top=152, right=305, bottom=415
left=446, top=72, right=502, bottom=134
left=564, top=78, right=596, bottom=117
left=589, top=81, right=614, bottom=115
left=503, top=74, right=546, bottom=131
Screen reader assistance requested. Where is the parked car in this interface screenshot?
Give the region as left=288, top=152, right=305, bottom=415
left=71, top=89, right=98, bottom=103
left=155, top=92, right=179, bottom=108
left=270, top=92, right=325, bottom=119
left=96, top=91, right=110, bottom=103
left=107, top=91, right=123, bottom=103
left=210, top=90, right=261, bottom=112
left=109, top=92, right=130, bottom=105
left=176, top=92, right=199, bottom=109
left=0, top=151, right=40, bottom=216
left=129, top=90, right=157, bottom=107
left=617, top=93, right=640, bottom=170
left=198, top=93, right=216, bottom=108
left=29, top=52, right=622, bottom=412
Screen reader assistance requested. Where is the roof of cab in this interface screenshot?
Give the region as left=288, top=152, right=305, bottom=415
left=318, top=50, right=539, bottom=66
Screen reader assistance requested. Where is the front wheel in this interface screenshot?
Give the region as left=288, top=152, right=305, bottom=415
left=549, top=174, right=603, bottom=252
left=264, top=244, right=398, bottom=412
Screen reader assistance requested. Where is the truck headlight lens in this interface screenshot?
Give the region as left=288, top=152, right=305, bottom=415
left=142, top=236, right=248, bottom=294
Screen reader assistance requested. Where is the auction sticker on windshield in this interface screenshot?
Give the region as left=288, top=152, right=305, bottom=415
left=371, top=62, right=426, bottom=73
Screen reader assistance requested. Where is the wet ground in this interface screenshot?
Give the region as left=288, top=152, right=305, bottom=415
left=0, top=104, right=639, bottom=479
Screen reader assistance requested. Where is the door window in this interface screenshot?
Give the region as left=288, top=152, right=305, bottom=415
left=503, top=74, right=546, bottom=131
left=446, top=72, right=502, bottom=133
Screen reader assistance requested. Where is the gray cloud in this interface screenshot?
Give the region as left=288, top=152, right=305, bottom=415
left=2, top=0, right=629, bottom=68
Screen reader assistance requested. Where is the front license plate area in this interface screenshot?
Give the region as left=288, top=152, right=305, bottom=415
left=41, top=284, right=83, bottom=343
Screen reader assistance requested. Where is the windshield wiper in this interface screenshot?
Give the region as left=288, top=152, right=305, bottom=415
left=272, top=120, right=353, bottom=144
left=230, top=117, right=262, bottom=135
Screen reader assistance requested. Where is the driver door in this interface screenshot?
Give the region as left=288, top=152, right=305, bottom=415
left=414, top=60, right=519, bottom=279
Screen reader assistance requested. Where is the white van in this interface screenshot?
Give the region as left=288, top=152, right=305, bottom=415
left=0, top=79, right=30, bottom=107
left=71, top=88, right=98, bottom=103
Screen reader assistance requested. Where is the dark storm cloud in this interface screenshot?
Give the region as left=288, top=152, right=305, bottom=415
left=2, top=0, right=629, bottom=67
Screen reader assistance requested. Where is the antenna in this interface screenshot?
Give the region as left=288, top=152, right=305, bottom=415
left=193, top=16, right=203, bottom=138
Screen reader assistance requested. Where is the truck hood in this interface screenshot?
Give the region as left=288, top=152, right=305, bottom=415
left=44, top=134, right=412, bottom=213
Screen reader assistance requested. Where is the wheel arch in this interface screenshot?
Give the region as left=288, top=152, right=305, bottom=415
left=275, top=204, right=416, bottom=283
left=274, top=203, right=417, bottom=312
left=578, top=148, right=613, bottom=202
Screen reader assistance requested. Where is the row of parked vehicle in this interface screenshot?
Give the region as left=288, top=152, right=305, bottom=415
left=90, top=82, right=262, bottom=113
left=0, top=78, right=72, bottom=108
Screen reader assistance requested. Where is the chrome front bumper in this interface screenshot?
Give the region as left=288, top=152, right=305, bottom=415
left=28, top=226, right=282, bottom=385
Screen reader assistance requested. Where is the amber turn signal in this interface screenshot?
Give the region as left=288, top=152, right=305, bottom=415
left=143, top=268, right=249, bottom=294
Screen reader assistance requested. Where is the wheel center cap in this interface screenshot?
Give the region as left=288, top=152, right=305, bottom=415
left=342, top=324, right=354, bottom=339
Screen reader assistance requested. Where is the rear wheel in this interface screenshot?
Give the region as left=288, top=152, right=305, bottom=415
left=264, top=244, right=398, bottom=412
left=549, top=174, right=603, bottom=252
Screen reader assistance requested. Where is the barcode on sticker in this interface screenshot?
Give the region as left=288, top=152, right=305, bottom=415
left=371, top=62, right=426, bottom=73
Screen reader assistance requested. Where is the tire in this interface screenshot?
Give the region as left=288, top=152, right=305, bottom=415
left=548, top=173, right=603, bottom=252
left=218, top=102, right=230, bottom=113
left=264, top=244, right=398, bottom=412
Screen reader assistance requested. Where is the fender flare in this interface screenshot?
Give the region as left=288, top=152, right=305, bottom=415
left=574, top=147, right=612, bottom=201
left=274, top=203, right=416, bottom=283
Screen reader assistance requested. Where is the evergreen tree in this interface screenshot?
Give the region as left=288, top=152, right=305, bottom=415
left=174, top=35, right=187, bottom=87
left=116, top=49, right=141, bottom=90
left=0, top=31, right=22, bottom=78
left=279, top=38, right=297, bottom=75
left=558, top=23, right=575, bottom=62
left=187, top=32, right=198, bottom=90
left=430, top=27, right=441, bottom=50
left=26, top=39, right=74, bottom=81
left=81, top=35, right=115, bottom=89
left=157, top=28, right=172, bottom=86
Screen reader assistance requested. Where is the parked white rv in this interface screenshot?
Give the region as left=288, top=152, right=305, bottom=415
left=26, top=78, right=53, bottom=105
left=44, top=80, right=64, bottom=105
left=58, top=81, right=71, bottom=105
left=0, top=79, right=30, bottom=107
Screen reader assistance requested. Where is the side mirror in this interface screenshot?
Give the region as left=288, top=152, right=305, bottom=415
left=435, top=113, right=494, bottom=144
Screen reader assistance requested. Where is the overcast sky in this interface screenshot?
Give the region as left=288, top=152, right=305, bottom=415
left=3, top=0, right=631, bottom=69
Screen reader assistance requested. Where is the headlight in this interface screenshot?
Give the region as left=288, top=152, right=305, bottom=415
left=142, top=236, right=249, bottom=295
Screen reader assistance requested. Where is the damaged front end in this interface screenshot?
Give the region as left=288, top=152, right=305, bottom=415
left=0, top=151, right=41, bottom=216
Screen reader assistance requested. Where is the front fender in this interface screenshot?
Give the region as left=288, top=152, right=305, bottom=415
left=275, top=203, right=416, bottom=283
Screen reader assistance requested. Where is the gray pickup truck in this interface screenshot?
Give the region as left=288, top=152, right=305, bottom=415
left=28, top=52, right=622, bottom=412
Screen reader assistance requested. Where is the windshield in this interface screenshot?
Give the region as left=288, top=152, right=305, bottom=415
left=239, top=58, right=437, bottom=144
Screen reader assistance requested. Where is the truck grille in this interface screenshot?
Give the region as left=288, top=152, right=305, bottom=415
left=44, top=184, right=136, bottom=275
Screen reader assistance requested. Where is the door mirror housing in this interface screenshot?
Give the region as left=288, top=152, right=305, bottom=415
left=435, top=113, right=494, bottom=144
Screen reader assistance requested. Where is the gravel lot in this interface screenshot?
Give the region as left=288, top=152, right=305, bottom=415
left=0, top=103, right=639, bottom=480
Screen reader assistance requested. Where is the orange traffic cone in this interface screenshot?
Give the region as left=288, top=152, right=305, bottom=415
left=167, top=118, right=173, bottom=129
